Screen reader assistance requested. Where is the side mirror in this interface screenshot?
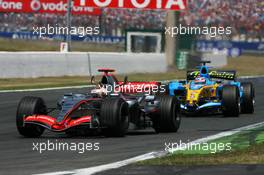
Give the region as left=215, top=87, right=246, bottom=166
left=123, top=76, right=128, bottom=85
left=91, top=76, right=96, bottom=84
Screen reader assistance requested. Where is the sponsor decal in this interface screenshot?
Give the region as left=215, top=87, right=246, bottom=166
left=0, top=0, right=101, bottom=15
left=76, top=0, right=187, bottom=10
left=188, top=70, right=236, bottom=80
left=30, top=0, right=41, bottom=11
left=0, top=0, right=23, bottom=11
left=209, top=71, right=235, bottom=80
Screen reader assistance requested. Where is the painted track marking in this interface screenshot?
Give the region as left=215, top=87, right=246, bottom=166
left=35, top=121, right=264, bottom=175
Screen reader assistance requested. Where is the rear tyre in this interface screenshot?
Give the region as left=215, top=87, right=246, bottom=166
left=153, top=96, right=181, bottom=133
left=100, top=98, right=129, bottom=137
left=222, top=85, right=240, bottom=117
left=129, top=103, right=141, bottom=127
left=16, top=96, right=47, bottom=137
left=241, top=82, right=255, bottom=114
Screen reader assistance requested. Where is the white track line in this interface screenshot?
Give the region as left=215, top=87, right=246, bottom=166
left=1, top=75, right=264, bottom=94
left=0, top=85, right=95, bottom=93
left=35, top=121, right=264, bottom=175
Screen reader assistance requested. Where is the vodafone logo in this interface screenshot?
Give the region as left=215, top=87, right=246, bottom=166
left=0, top=0, right=101, bottom=15
left=30, top=0, right=41, bottom=11
left=30, top=0, right=68, bottom=12
left=0, top=0, right=22, bottom=10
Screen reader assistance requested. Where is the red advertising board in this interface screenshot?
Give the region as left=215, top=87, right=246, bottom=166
left=75, top=0, right=187, bottom=11
left=0, top=0, right=101, bottom=15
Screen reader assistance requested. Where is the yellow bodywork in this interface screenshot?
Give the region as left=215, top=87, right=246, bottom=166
left=185, top=83, right=219, bottom=105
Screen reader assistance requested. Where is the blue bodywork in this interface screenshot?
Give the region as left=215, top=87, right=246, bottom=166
left=168, top=64, right=244, bottom=114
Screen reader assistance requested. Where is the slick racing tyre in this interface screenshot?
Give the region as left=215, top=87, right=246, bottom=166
left=241, top=82, right=255, bottom=114
left=128, top=102, right=141, bottom=127
left=222, top=85, right=240, bottom=117
left=100, top=98, right=129, bottom=137
left=16, top=96, right=47, bottom=137
left=153, top=96, right=181, bottom=133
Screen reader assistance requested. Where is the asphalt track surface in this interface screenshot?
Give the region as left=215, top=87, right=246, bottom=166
left=0, top=82, right=263, bottom=175
left=97, top=165, right=264, bottom=175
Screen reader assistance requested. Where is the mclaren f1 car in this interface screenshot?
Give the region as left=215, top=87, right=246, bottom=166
left=167, top=61, right=255, bottom=117
left=16, top=69, right=181, bottom=138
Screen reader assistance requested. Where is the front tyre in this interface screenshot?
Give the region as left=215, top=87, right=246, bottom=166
left=222, top=85, right=240, bottom=117
left=153, top=96, right=181, bottom=133
left=16, top=96, right=47, bottom=137
left=100, top=98, right=129, bottom=137
left=241, top=82, right=255, bottom=114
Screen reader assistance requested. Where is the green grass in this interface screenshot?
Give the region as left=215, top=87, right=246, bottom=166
left=173, top=127, right=264, bottom=155
left=138, top=126, right=264, bottom=165
left=0, top=76, right=91, bottom=90
left=224, top=55, right=264, bottom=76
left=137, top=143, right=264, bottom=165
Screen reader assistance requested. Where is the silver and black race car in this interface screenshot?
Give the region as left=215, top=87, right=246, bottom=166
left=16, top=69, right=181, bottom=138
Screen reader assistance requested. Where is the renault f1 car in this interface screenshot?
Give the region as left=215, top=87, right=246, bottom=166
left=16, top=69, right=180, bottom=138
left=167, top=61, right=255, bottom=117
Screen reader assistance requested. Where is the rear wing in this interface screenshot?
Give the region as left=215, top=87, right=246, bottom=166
left=98, top=68, right=115, bottom=75
left=187, top=70, right=236, bottom=81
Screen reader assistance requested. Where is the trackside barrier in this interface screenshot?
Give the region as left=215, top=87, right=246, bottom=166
left=0, top=52, right=166, bottom=78
left=0, top=52, right=227, bottom=78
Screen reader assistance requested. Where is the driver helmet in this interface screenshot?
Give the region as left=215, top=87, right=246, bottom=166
left=91, top=84, right=108, bottom=97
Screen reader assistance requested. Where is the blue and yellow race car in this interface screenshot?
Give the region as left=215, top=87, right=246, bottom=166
left=168, top=61, right=255, bottom=117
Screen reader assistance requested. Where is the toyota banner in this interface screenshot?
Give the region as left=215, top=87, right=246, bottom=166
left=76, top=0, right=188, bottom=10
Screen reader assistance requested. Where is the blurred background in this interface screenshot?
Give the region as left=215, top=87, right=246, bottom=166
left=0, top=0, right=263, bottom=87
left=0, top=0, right=263, bottom=52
